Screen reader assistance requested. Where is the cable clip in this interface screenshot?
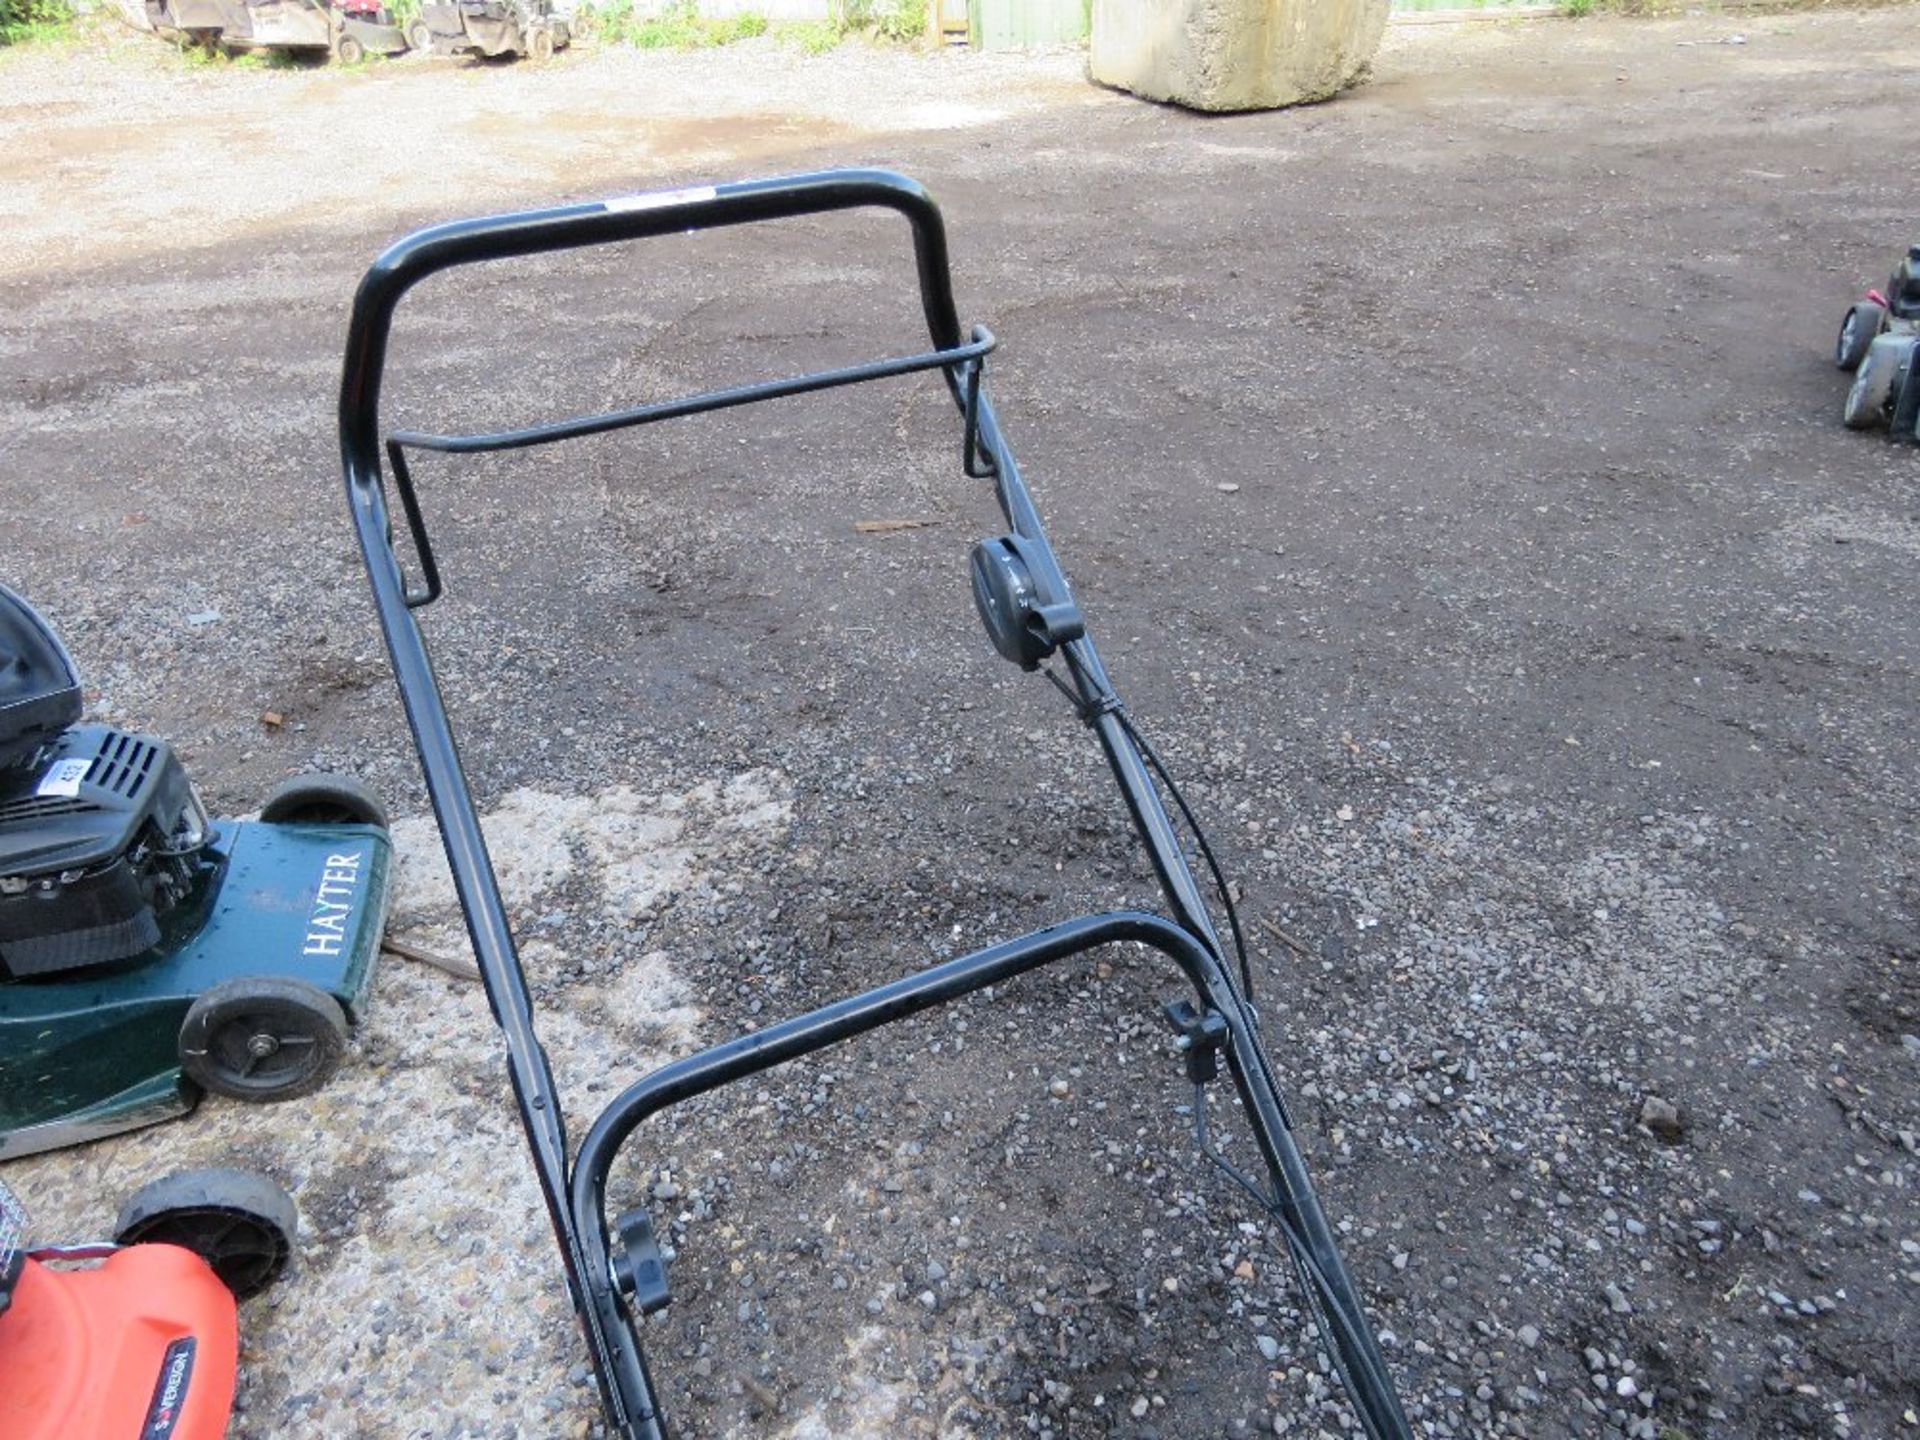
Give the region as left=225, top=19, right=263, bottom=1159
left=1163, top=999, right=1230, bottom=1085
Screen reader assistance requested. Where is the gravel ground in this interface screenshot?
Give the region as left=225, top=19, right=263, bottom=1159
left=3, top=10, right=1919, bottom=1440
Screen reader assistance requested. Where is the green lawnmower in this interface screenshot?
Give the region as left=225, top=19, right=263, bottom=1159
left=0, top=584, right=392, bottom=1159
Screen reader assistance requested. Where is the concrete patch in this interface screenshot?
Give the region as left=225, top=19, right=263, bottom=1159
left=1768, top=509, right=1920, bottom=571
left=388, top=766, right=795, bottom=936
left=775, top=1325, right=914, bottom=1440
left=5, top=767, right=793, bottom=1440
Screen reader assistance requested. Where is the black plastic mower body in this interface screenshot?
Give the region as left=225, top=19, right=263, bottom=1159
left=0, top=725, right=207, bottom=978
left=0, top=586, right=80, bottom=772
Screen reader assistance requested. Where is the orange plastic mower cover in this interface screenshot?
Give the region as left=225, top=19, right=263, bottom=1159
left=0, top=1244, right=239, bottom=1440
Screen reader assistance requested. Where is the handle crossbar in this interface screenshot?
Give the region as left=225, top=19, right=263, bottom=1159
left=340, top=168, right=965, bottom=491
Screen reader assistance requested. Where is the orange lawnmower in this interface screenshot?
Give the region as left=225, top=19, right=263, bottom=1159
left=0, top=1169, right=295, bottom=1440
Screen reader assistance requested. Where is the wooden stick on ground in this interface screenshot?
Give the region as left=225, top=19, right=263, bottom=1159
left=1257, top=915, right=1315, bottom=960
left=381, top=932, right=482, bottom=982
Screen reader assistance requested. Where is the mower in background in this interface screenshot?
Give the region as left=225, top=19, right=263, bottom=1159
left=0, top=583, right=392, bottom=1160
left=121, top=0, right=408, bottom=63
left=411, top=0, right=569, bottom=59
left=1835, top=243, right=1920, bottom=439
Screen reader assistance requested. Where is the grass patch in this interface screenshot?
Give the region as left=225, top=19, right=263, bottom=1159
left=775, top=17, right=842, bottom=51
left=1558, top=0, right=1676, bottom=15
left=234, top=43, right=331, bottom=66
left=581, top=0, right=771, bottom=48
left=836, top=0, right=925, bottom=41
left=0, top=0, right=76, bottom=47
left=775, top=0, right=926, bottom=51
left=580, top=0, right=927, bottom=52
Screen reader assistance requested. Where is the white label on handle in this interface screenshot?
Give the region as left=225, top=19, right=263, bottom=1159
left=37, top=758, right=90, bottom=798
left=604, top=185, right=719, bottom=215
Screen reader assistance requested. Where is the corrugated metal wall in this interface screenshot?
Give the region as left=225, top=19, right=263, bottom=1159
left=969, top=0, right=1088, bottom=48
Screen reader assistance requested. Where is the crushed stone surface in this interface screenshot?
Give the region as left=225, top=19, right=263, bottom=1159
left=4, top=10, right=1919, bottom=1439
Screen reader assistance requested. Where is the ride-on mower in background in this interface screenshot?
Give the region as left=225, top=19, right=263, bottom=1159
left=0, top=584, right=393, bottom=1160
left=0, top=1168, right=296, bottom=1440
left=411, top=0, right=568, bottom=59
left=122, top=0, right=409, bottom=62
left=339, top=169, right=1414, bottom=1438
left=1834, top=243, right=1920, bottom=438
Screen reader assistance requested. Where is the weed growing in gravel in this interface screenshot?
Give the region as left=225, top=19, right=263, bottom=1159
left=0, top=0, right=74, bottom=46
left=775, top=0, right=924, bottom=51
left=777, top=17, right=841, bottom=51
left=836, top=0, right=925, bottom=41
left=578, top=0, right=926, bottom=52
left=581, top=0, right=768, bottom=47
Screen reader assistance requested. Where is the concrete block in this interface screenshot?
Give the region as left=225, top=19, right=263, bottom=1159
left=1090, top=0, right=1390, bottom=111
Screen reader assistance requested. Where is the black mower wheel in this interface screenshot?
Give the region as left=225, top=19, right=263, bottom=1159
left=333, top=31, right=365, bottom=63
left=1842, top=334, right=1911, bottom=430
left=115, top=1168, right=297, bottom=1300
left=1835, top=302, right=1887, bottom=371
left=259, top=771, right=388, bottom=829
left=180, top=976, right=348, bottom=1102
left=527, top=24, right=554, bottom=60
left=407, top=18, right=433, bottom=50
left=1891, top=353, right=1920, bottom=444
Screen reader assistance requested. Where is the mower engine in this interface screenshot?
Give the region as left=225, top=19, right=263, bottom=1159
left=0, top=586, right=212, bottom=979
left=1889, top=244, right=1920, bottom=320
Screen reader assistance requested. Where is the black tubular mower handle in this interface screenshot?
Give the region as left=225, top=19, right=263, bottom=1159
left=334, top=167, right=1413, bottom=1440
left=337, top=168, right=965, bottom=487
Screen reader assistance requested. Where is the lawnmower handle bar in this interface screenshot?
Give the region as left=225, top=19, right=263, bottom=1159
left=566, top=909, right=1407, bottom=1440
left=339, top=168, right=964, bottom=489
left=335, top=169, right=1413, bottom=1440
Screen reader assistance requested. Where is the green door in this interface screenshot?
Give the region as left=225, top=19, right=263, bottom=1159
left=969, top=0, right=1089, bottom=48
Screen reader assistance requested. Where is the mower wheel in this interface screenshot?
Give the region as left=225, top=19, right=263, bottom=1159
left=407, top=17, right=433, bottom=50
left=1892, top=357, right=1920, bottom=445
left=115, top=1168, right=297, bottom=1299
left=1836, top=301, right=1887, bottom=371
left=527, top=25, right=554, bottom=60
left=180, top=976, right=349, bottom=1102
left=1842, top=333, right=1912, bottom=429
left=333, top=31, right=365, bottom=63
left=260, top=771, right=388, bottom=829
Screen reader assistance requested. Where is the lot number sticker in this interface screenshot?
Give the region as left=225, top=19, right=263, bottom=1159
left=36, top=758, right=90, bottom=798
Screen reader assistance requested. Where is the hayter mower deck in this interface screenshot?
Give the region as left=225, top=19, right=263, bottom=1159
left=339, top=169, right=1413, bottom=1439
left=0, top=583, right=391, bottom=1160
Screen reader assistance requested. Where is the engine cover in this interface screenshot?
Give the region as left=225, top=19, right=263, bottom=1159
left=0, top=726, right=206, bottom=978
left=1892, top=243, right=1920, bottom=321
left=0, top=585, right=81, bottom=772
